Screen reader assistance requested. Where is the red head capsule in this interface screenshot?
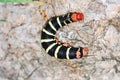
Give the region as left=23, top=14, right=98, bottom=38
left=71, top=13, right=84, bottom=22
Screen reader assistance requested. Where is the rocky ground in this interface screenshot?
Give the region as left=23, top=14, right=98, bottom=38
left=0, top=0, right=120, bottom=80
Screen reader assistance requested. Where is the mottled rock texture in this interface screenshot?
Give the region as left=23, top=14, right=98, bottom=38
left=0, top=0, right=120, bottom=80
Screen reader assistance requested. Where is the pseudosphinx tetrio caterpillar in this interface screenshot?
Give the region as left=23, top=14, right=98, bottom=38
left=41, top=12, right=89, bottom=59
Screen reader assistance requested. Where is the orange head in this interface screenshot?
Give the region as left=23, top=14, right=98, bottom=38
left=71, top=13, right=84, bottom=22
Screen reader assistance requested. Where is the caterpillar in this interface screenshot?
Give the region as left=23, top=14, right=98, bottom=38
left=41, top=12, right=89, bottom=59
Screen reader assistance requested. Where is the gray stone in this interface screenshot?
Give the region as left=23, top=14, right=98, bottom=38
left=0, top=0, right=120, bottom=80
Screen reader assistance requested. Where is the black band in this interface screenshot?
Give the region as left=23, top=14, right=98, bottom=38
left=80, top=47, right=83, bottom=58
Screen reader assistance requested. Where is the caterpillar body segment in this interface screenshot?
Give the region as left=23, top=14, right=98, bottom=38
left=41, top=12, right=88, bottom=59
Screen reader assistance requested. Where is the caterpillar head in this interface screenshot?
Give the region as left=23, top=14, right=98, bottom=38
left=71, top=13, right=84, bottom=22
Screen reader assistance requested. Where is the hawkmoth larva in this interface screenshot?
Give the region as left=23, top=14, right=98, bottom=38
left=41, top=12, right=89, bottom=59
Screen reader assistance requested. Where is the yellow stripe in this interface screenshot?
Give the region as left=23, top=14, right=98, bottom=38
left=66, top=47, right=71, bottom=59
left=67, top=13, right=70, bottom=17
left=48, top=21, right=57, bottom=31
left=41, top=39, right=55, bottom=43
left=64, top=21, right=67, bottom=25
left=67, top=13, right=72, bottom=23
left=68, top=19, right=72, bottom=23
left=62, top=15, right=65, bottom=17
left=46, top=43, right=57, bottom=53
left=43, top=29, right=55, bottom=36
left=77, top=48, right=80, bottom=52
left=54, top=45, right=62, bottom=58
left=57, top=17, right=62, bottom=27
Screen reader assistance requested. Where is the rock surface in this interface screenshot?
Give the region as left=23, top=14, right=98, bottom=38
left=0, top=0, right=120, bottom=80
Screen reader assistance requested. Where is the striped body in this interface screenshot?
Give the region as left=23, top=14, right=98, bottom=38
left=41, top=12, right=83, bottom=59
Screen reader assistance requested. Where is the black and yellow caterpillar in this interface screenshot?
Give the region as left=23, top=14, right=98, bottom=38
left=41, top=12, right=88, bottom=59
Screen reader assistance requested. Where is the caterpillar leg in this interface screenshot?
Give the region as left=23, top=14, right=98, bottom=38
left=76, top=47, right=89, bottom=58
left=62, top=43, right=70, bottom=47
left=54, top=35, right=60, bottom=44
left=55, top=38, right=71, bottom=47
left=55, top=35, right=71, bottom=47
